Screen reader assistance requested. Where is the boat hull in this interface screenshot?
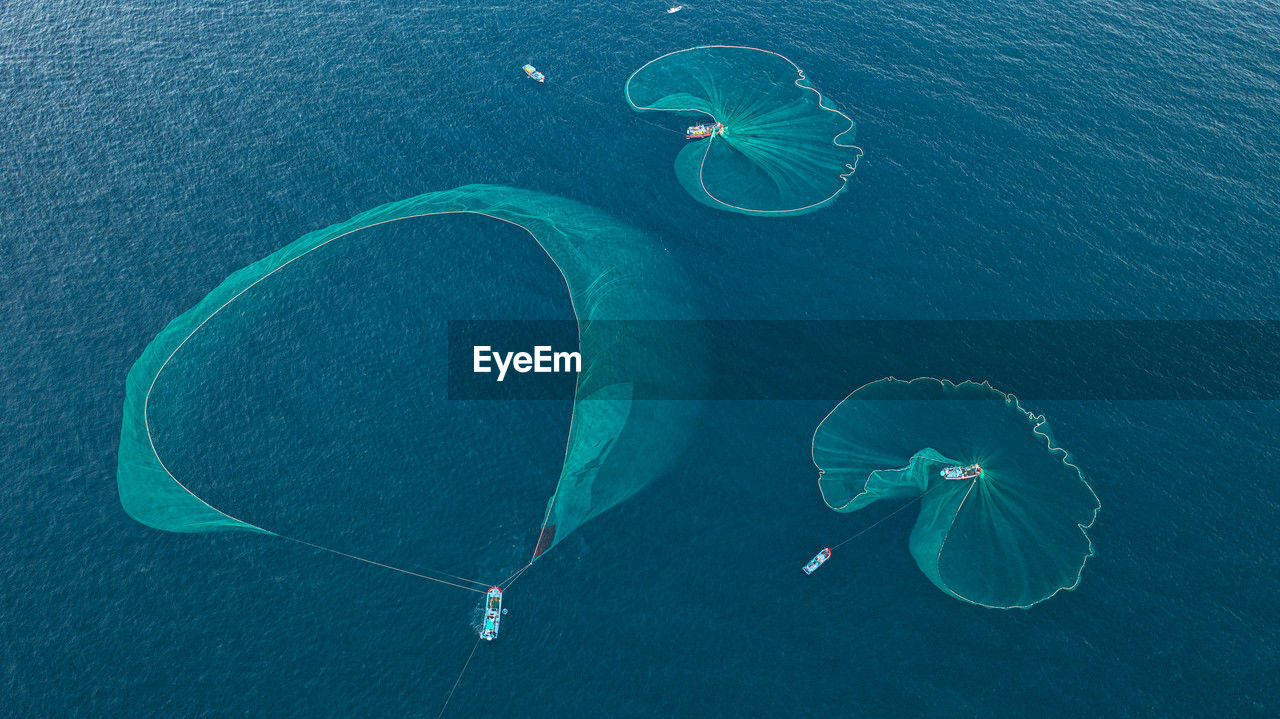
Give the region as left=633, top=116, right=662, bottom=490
left=803, top=548, right=832, bottom=574
left=480, top=586, right=503, bottom=641
left=940, top=464, right=983, bottom=481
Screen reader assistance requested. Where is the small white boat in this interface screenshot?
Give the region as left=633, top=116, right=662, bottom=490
left=667, top=5, right=685, bottom=12
left=802, top=548, right=832, bottom=575
left=522, top=64, right=546, bottom=83
left=480, top=586, right=503, bottom=640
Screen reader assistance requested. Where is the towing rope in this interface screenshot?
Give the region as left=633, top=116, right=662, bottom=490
left=498, top=562, right=532, bottom=590
left=279, top=535, right=488, bottom=594
left=547, top=77, right=686, bottom=136
left=829, top=481, right=951, bottom=551
left=437, top=636, right=483, bottom=718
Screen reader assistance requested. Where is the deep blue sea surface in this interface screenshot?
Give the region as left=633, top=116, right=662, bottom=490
left=3, top=1, right=1278, bottom=716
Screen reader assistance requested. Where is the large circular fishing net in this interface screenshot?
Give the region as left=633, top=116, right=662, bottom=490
left=813, top=377, right=1100, bottom=608
left=626, top=45, right=863, bottom=216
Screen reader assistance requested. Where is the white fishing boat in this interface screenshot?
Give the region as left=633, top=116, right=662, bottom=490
left=480, top=586, right=503, bottom=640
left=802, top=548, right=832, bottom=575
left=522, top=64, right=546, bottom=83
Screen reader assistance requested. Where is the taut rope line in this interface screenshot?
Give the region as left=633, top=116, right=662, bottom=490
left=438, top=637, right=483, bottom=718
left=280, top=535, right=487, bottom=594
left=830, top=481, right=948, bottom=551
left=554, top=79, right=684, bottom=136
left=498, top=562, right=532, bottom=589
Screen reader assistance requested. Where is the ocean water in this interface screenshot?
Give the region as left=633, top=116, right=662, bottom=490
left=2, top=1, right=1278, bottom=716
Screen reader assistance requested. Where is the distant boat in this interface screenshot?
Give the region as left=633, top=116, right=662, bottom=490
left=480, top=586, right=503, bottom=640
left=802, top=548, right=832, bottom=575
left=522, top=64, right=546, bottom=83
left=667, top=5, right=684, bottom=13
left=940, top=463, right=983, bottom=481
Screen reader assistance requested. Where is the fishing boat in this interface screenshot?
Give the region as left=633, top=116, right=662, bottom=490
left=480, top=586, right=503, bottom=641
left=686, top=122, right=723, bottom=139
left=940, top=463, right=983, bottom=480
left=522, top=64, right=545, bottom=83
left=802, top=548, right=832, bottom=575
left=667, top=4, right=685, bottom=12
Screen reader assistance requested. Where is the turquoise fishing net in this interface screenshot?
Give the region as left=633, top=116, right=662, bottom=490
left=813, top=378, right=1100, bottom=608
left=625, top=45, right=863, bottom=216
left=117, top=185, right=692, bottom=560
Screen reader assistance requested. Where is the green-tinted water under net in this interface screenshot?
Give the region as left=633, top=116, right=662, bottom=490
left=812, top=378, right=1100, bottom=608
left=117, top=184, right=692, bottom=561
left=625, top=45, right=863, bottom=216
